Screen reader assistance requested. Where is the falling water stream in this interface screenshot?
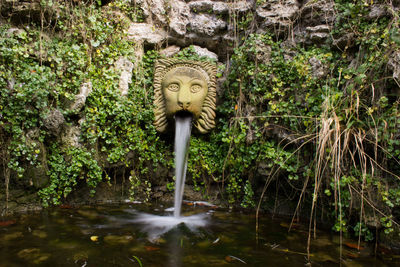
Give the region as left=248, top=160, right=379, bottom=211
left=131, top=113, right=208, bottom=241
left=173, top=114, right=192, bottom=218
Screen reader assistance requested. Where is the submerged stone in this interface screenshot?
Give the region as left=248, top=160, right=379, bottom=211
left=196, top=239, right=211, bottom=249
left=50, top=239, right=80, bottom=250
left=73, top=251, right=89, bottom=262
left=54, top=218, right=66, bottom=225
left=129, top=244, right=146, bottom=253
left=2, top=231, right=23, bottom=241
left=17, top=248, right=50, bottom=264
left=311, top=251, right=338, bottom=264
left=76, top=209, right=99, bottom=220
left=150, top=237, right=167, bottom=244
left=219, top=235, right=234, bottom=244
left=311, top=236, right=333, bottom=247
left=32, top=230, right=47, bottom=239
left=103, top=235, right=134, bottom=245
left=81, top=229, right=94, bottom=236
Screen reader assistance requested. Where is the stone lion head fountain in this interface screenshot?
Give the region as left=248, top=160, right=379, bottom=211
left=153, top=58, right=217, bottom=133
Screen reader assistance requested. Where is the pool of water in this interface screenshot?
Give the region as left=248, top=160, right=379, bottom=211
left=0, top=203, right=395, bottom=266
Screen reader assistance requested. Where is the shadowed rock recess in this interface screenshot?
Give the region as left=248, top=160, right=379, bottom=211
left=1, top=0, right=400, bottom=251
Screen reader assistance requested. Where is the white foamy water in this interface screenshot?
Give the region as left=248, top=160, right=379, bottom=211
left=133, top=212, right=209, bottom=241
left=173, top=115, right=192, bottom=217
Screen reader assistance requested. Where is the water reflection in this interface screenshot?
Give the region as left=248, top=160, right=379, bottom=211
left=0, top=204, right=395, bottom=266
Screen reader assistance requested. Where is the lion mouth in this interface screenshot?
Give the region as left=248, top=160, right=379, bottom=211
left=174, top=110, right=193, bottom=120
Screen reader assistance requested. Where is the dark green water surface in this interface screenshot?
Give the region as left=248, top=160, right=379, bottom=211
left=0, top=203, right=396, bottom=266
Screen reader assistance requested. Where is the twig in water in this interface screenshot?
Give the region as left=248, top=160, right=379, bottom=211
left=270, top=243, right=279, bottom=249
left=227, top=255, right=247, bottom=264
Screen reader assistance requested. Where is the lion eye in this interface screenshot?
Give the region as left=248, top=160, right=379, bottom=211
left=167, top=83, right=180, bottom=92
left=190, top=84, right=202, bottom=93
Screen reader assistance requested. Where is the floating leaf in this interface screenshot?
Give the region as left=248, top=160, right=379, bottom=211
left=90, top=236, right=99, bottom=242
left=0, top=220, right=16, bottom=227
left=344, top=242, right=364, bottom=250
left=145, top=246, right=160, bottom=251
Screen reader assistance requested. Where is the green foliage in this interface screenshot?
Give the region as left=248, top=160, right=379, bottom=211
left=354, top=222, right=374, bottom=242
left=0, top=1, right=169, bottom=206
left=174, top=46, right=217, bottom=63
left=322, top=0, right=400, bottom=239
left=223, top=9, right=400, bottom=238
left=0, top=26, right=52, bottom=177
left=38, top=145, right=102, bottom=207
left=128, top=170, right=152, bottom=202
left=109, top=0, right=145, bottom=22
left=381, top=216, right=394, bottom=234
left=333, top=216, right=347, bottom=233
left=177, top=34, right=318, bottom=205
left=214, top=33, right=332, bottom=204
left=241, top=180, right=255, bottom=208
left=130, top=255, right=143, bottom=267
left=225, top=33, right=335, bottom=125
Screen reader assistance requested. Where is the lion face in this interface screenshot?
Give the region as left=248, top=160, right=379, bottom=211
left=161, top=67, right=208, bottom=119
left=153, top=59, right=217, bottom=134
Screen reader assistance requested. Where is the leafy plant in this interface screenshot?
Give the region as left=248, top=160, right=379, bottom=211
left=38, top=145, right=103, bottom=207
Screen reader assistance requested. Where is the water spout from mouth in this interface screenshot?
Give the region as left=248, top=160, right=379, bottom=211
left=173, top=112, right=192, bottom=218
left=131, top=111, right=206, bottom=241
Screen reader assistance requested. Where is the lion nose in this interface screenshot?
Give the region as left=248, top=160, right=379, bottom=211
left=178, top=89, right=191, bottom=109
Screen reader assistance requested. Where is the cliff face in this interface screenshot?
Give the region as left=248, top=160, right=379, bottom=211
left=113, top=0, right=337, bottom=60
left=1, top=0, right=400, bottom=245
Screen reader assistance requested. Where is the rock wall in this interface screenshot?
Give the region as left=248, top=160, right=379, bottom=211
left=126, top=0, right=338, bottom=61
left=124, top=0, right=399, bottom=57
